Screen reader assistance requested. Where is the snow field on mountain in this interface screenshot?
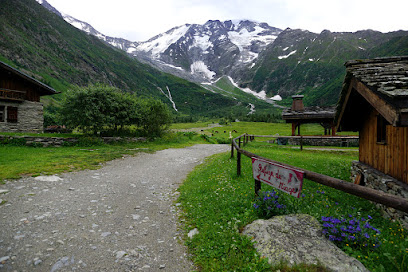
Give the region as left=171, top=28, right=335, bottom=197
left=228, top=25, right=277, bottom=53
left=191, top=61, right=216, bottom=80
left=137, top=25, right=190, bottom=57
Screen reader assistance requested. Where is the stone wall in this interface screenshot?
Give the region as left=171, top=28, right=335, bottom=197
left=0, top=101, right=43, bottom=133
left=275, top=136, right=359, bottom=147
left=351, top=161, right=408, bottom=229
left=0, top=135, right=147, bottom=147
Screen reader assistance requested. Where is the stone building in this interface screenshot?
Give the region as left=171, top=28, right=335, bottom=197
left=0, top=61, right=58, bottom=133
left=335, top=56, right=408, bottom=226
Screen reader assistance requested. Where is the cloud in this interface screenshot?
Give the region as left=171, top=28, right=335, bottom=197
left=46, top=0, right=408, bottom=41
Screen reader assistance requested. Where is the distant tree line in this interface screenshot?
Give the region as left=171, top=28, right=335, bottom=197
left=45, top=84, right=172, bottom=137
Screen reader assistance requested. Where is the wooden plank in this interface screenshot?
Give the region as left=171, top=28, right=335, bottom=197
left=405, top=127, right=408, bottom=183
left=387, top=126, right=393, bottom=177
left=398, top=127, right=404, bottom=181
left=379, top=139, right=385, bottom=172
left=397, top=127, right=403, bottom=181
left=373, top=113, right=378, bottom=169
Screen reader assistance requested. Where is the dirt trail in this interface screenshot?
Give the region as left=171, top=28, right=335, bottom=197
left=0, top=144, right=229, bottom=271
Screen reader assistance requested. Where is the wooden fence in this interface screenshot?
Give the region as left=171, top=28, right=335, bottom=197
left=231, top=133, right=408, bottom=213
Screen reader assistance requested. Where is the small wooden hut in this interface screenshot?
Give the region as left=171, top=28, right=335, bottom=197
left=282, top=95, right=336, bottom=136
left=336, top=56, right=408, bottom=225
left=0, top=61, right=58, bottom=132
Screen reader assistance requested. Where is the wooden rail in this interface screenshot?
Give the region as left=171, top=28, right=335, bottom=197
left=231, top=134, right=408, bottom=213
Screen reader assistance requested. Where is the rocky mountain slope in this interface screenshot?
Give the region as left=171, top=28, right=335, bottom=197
left=2, top=0, right=275, bottom=119
left=133, top=20, right=282, bottom=82
left=243, top=28, right=408, bottom=105
left=36, top=0, right=408, bottom=107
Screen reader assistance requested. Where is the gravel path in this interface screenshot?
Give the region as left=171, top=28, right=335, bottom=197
left=0, top=144, right=229, bottom=271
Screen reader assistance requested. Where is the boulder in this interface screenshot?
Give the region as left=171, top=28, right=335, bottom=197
left=242, top=214, right=368, bottom=272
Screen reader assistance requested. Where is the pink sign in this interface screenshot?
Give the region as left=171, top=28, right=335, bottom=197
left=252, top=157, right=304, bottom=198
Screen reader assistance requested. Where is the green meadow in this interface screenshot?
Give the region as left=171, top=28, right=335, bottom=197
left=1, top=122, right=405, bottom=272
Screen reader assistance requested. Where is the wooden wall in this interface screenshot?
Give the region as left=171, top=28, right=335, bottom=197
left=0, top=72, right=41, bottom=102
left=360, top=109, right=408, bottom=183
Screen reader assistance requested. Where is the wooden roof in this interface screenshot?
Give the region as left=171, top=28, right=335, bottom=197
left=0, top=61, right=58, bottom=96
left=336, top=56, right=408, bottom=131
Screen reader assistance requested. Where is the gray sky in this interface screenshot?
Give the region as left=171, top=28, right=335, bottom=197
left=46, top=0, right=408, bottom=42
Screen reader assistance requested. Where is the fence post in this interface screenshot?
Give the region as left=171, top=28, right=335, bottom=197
left=255, top=179, right=261, bottom=196
left=237, top=151, right=241, bottom=176
left=230, top=140, right=234, bottom=158
left=300, top=136, right=303, bottom=151
left=238, top=137, right=241, bottom=148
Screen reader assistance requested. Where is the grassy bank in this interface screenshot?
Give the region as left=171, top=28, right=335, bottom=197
left=178, top=142, right=407, bottom=271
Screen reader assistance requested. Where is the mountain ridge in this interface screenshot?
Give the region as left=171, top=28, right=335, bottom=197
left=33, top=0, right=408, bottom=107
left=3, top=0, right=274, bottom=119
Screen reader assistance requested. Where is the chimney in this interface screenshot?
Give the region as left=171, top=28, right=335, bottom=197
left=291, top=95, right=304, bottom=111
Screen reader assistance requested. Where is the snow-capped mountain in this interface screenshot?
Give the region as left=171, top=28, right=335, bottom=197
left=36, top=0, right=281, bottom=87
left=133, top=20, right=282, bottom=82
left=36, top=0, right=139, bottom=52
left=62, top=14, right=140, bottom=51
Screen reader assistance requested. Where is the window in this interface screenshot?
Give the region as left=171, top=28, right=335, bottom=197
left=377, top=115, right=388, bottom=144
left=0, top=106, right=4, bottom=122
left=7, top=106, right=18, bottom=123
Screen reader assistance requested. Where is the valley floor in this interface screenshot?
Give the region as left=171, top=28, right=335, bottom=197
left=0, top=144, right=229, bottom=271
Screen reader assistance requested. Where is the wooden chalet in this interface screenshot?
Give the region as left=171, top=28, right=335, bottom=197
left=0, top=61, right=58, bottom=132
left=282, top=95, right=336, bottom=136
left=336, top=56, right=408, bottom=184
left=336, top=56, right=408, bottom=226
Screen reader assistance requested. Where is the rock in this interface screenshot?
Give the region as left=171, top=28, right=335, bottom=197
left=0, top=190, right=9, bottom=194
left=101, top=232, right=111, bottom=237
left=187, top=228, right=199, bottom=239
left=50, top=256, right=74, bottom=272
left=242, top=214, right=368, bottom=272
left=0, top=256, right=10, bottom=263
left=34, top=258, right=42, bottom=265
left=116, top=251, right=127, bottom=259
left=34, top=175, right=62, bottom=182
left=159, top=264, right=166, bottom=269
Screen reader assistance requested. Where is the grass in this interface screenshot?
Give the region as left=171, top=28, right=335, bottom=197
left=0, top=131, right=213, bottom=182
left=170, top=121, right=218, bottom=130
left=3, top=121, right=400, bottom=271
left=177, top=141, right=407, bottom=271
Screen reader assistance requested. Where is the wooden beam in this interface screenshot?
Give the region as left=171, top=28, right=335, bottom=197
left=351, top=78, right=399, bottom=126
left=336, top=78, right=354, bottom=130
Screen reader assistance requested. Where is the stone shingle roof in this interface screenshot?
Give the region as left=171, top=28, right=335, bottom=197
left=345, top=56, right=408, bottom=99
left=282, top=106, right=335, bottom=121
left=336, top=56, right=408, bottom=129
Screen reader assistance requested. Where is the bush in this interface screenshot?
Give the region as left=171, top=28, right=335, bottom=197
left=59, top=84, right=171, bottom=137
left=77, top=137, right=103, bottom=147
left=1, top=137, right=26, bottom=146
left=139, top=98, right=172, bottom=137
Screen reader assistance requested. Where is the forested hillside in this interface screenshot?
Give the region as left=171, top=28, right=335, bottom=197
left=0, top=0, right=272, bottom=118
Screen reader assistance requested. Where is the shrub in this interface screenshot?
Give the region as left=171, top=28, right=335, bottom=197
left=1, top=137, right=26, bottom=146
